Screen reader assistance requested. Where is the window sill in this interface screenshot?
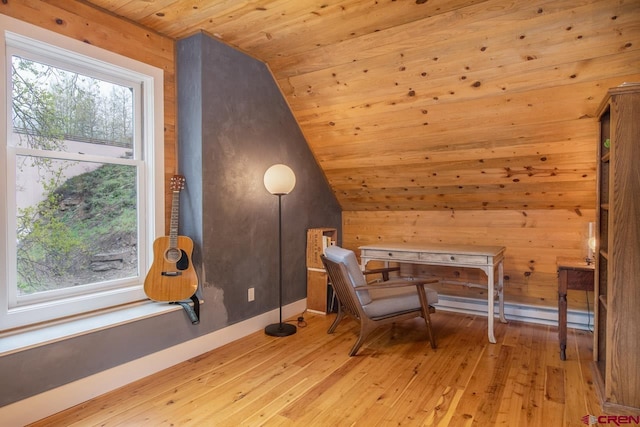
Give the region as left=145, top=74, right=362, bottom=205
left=0, top=300, right=187, bottom=357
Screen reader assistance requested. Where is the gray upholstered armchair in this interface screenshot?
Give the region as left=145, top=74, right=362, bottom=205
left=322, top=245, right=438, bottom=356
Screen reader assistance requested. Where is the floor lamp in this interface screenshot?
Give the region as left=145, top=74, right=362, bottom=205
left=263, top=164, right=297, bottom=337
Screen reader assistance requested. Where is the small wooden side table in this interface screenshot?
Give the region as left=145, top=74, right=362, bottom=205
left=557, top=258, right=594, bottom=360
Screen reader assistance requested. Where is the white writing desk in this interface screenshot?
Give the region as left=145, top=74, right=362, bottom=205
left=359, top=243, right=507, bottom=343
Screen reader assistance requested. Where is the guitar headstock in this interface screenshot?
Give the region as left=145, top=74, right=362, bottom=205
left=170, top=175, right=186, bottom=191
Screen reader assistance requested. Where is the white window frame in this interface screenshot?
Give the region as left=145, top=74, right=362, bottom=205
left=0, top=15, right=165, bottom=331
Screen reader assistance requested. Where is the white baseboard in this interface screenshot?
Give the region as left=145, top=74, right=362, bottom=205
left=0, top=299, right=307, bottom=427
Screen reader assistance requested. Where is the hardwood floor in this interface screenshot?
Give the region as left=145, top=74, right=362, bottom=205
left=29, top=311, right=604, bottom=426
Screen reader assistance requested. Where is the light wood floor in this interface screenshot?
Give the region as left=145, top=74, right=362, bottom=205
left=30, top=311, right=604, bottom=426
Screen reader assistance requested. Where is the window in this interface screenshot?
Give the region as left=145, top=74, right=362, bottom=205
left=0, top=16, right=164, bottom=331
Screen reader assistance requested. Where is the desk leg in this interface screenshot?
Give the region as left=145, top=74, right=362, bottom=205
left=498, top=260, right=507, bottom=324
left=558, top=270, right=568, bottom=361
left=487, top=267, right=496, bottom=344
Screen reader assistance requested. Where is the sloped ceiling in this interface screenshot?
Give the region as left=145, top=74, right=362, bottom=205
left=84, top=0, right=640, bottom=211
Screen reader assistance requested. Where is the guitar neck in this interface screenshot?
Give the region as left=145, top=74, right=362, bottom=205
left=169, top=190, right=180, bottom=248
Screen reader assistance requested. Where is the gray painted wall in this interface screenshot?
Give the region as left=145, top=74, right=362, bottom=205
left=177, top=32, right=342, bottom=326
left=0, top=32, right=341, bottom=407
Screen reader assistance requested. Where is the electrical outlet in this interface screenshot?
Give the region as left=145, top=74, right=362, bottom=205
left=248, top=287, right=255, bottom=302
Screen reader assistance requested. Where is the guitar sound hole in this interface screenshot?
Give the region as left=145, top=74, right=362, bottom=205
left=165, top=248, right=181, bottom=263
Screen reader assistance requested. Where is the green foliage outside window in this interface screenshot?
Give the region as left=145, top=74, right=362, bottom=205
left=12, top=56, right=138, bottom=295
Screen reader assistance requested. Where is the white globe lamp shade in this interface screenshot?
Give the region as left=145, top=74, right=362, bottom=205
left=264, top=164, right=296, bottom=195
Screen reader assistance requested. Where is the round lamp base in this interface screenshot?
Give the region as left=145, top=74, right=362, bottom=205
left=265, top=322, right=297, bottom=337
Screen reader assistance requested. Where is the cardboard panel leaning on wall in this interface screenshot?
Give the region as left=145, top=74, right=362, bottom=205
left=343, top=209, right=596, bottom=310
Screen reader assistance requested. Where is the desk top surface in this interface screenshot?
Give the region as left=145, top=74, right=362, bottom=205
left=556, top=257, right=595, bottom=271
left=359, top=242, right=506, bottom=257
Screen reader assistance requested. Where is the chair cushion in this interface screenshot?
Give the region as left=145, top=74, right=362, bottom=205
left=364, top=285, right=438, bottom=319
left=324, top=245, right=372, bottom=305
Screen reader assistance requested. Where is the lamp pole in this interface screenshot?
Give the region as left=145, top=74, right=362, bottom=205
left=264, top=165, right=297, bottom=337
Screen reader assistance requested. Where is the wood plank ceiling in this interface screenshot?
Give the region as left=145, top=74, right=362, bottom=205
left=83, top=0, right=640, bottom=211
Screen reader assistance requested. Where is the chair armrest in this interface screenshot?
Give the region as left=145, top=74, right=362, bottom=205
left=353, top=278, right=438, bottom=291
left=363, top=266, right=400, bottom=275
left=363, top=266, right=400, bottom=281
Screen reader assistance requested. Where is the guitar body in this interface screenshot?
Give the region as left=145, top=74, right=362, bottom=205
left=144, top=235, right=198, bottom=302
left=144, top=175, right=198, bottom=302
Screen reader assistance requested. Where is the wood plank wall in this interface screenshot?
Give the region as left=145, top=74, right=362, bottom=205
left=280, top=0, right=639, bottom=213
left=343, top=209, right=596, bottom=310
left=0, top=0, right=177, bottom=230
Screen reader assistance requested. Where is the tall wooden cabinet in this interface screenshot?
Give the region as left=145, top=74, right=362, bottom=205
left=306, top=228, right=338, bottom=314
left=593, top=84, right=640, bottom=414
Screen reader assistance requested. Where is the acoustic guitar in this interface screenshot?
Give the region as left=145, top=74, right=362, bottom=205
left=144, top=175, right=198, bottom=302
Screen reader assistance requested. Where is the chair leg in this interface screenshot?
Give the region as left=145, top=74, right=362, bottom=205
left=416, top=285, right=437, bottom=349
left=349, top=334, right=366, bottom=357
left=350, top=321, right=375, bottom=356
left=328, top=303, right=345, bottom=334
left=423, top=308, right=436, bottom=349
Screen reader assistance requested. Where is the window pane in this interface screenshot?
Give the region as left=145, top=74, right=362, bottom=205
left=11, top=55, right=134, bottom=157
left=2, top=24, right=160, bottom=330
left=16, top=156, right=138, bottom=296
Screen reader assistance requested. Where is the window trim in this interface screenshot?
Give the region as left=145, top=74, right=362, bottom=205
left=0, top=14, right=165, bottom=332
